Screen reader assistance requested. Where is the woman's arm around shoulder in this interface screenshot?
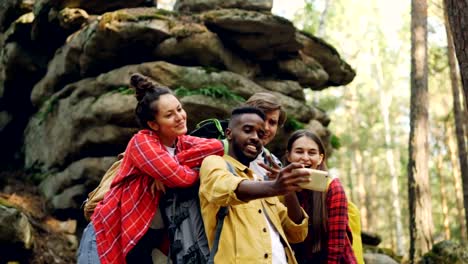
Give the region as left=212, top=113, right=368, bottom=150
left=176, top=135, right=224, bottom=168
left=126, top=130, right=199, bottom=188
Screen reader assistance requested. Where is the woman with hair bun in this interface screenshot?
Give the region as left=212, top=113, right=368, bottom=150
left=77, top=73, right=224, bottom=264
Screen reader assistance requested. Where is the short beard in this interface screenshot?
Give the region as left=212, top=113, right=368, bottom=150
left=231, top=138, right=257, bottom=166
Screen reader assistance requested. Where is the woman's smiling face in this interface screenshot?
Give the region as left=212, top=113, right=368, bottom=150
left=149, top=94, right=187, bottom=146
left=287, top=136, right=323, bottom=169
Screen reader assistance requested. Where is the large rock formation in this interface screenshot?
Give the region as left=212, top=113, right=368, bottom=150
left=0, top=0, right=355, bottom=219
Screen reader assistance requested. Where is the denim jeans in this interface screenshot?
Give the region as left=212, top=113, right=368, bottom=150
left=77, top=222, right=101, bottom=264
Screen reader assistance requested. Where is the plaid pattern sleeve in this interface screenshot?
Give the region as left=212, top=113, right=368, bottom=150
left=128, top=131, right=222, bottom=188
left=176, top=135, right=224, bottom=168
left=327, top=178, right=356, bottom=264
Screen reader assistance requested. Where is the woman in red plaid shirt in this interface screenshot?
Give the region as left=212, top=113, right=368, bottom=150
left=286, top=130, right=357, bottom=264
left=77, top=73, right=224, bottom=264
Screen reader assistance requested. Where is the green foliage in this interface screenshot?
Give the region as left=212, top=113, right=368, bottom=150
left=202, top=66, right=222, bottom=74
left=25, top=162, right=49, bottom=184
left=112, top=86, right=134, bottom=95
left=0, top=197, right=16, bottom=208
left=429, top=45, right=449, bottom=74
left=294, top=2, right=321, bottom=34
left=153, top=9, right=177, bottom=18
left=283, top=117, right=305, bottom=132
left=101, top=9, right=175, bottom=25
left=174, top=85, right=245, bottom=102
left=36, top=96, right=59, bottom=124
left=28, top=172, right=50, bottom=184
left=330, top=133, right=341, bottom=149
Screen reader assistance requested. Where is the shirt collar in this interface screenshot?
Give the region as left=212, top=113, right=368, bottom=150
left=224, top=155, right=250, bottom=174
left=140, top=129, right=183, bottom=150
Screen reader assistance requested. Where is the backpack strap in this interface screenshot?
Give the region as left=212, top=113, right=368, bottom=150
left=208, top=161, right=236, bottom=264
left=221, top=139, right=229, bottom=155
left=196, top=118, right=225, bottom=138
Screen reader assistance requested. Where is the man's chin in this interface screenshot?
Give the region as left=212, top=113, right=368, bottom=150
left=243, top=151, right=260, bottom=161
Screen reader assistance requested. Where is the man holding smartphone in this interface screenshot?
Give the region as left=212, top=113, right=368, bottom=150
left=199, top=106, right=310, bottom=263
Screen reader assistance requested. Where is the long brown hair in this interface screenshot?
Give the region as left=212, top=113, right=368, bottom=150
left=286, top=130, right=328, bottom=253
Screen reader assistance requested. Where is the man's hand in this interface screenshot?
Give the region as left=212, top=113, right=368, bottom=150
left=272, top=163, right=310, bottom=195
left=258, top=153, right=281, bottom=180
left=235, top=162, right=309, bottom=201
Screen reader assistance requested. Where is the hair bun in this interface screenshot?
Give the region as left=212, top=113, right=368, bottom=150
left=130, top=73, right=154, bottom=101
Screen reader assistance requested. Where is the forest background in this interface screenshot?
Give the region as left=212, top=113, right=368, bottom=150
left=275, top=0, right=468, bottom=260
left=134, top=0, right=468, bottom=259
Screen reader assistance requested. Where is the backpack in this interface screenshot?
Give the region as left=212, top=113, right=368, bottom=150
left=161, top=161, right=236, bottom=264
left=347, top=202, right=364, bottom=264
left=161, top=118, right=230, bottom=264
left=326, top=179, right=364, bottom=264
left=83, top=153, right=124, bottom=221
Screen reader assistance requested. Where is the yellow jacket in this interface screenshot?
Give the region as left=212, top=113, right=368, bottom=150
left=199, top=155, right=309, bottom=264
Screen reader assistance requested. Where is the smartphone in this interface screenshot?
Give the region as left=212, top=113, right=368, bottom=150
left=295, top=168, right=329, bottom=192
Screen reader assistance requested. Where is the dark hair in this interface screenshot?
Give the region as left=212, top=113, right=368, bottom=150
left=286, top=129, right=328, bottom=254
left=130, top=73, right=172, bottom=129
left=245, top=92, right=286, bottom=126
left=231, top=106, right=266, bottom=122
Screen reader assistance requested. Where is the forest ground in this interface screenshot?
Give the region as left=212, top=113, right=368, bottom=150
left=1, top=170, right=76, bottom=264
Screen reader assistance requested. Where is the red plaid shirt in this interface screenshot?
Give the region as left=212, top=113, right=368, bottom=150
left=326, top=178, right=357, bottom=264
left=296, top=178, right=357, bottom=264
left=91, top=129, right=224, bottom=264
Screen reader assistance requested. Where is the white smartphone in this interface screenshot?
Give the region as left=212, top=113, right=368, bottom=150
left=295, top=168, right=329, bottom=192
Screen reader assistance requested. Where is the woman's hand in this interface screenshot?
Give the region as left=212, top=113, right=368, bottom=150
left=258, top=153, right=281, bottom=180
left=151, top=179, right=166, bottom=196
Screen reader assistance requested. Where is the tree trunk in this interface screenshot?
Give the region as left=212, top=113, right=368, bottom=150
left=446, top=122, right=468, bottom=243
left=444, top=0, right=468, bottom=111
left=408, top=0, right=433, bottom=262
left=444, top=0, right=468, bottom=240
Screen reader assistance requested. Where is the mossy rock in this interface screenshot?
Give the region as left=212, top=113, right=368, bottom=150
left=420, top=240, right=468, bottom=264
left=364, top=245, right=402, bottom=263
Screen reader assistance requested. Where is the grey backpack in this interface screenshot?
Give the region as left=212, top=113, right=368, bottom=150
left=161, top=161, right=235, bottom=264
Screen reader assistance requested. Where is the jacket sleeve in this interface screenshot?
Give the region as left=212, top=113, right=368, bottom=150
left=127, top=132, right=199, bottom=188
left=327, top=178, right=349, bottom=264
left=176, top=135, right=224, bottom=168
left=199, top=155, right=246, bottom=206
left=274, top=197, right=309, bottom=244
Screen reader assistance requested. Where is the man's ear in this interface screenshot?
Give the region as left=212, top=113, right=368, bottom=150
left=147, top=120, right=159, bottom=131
left=225, top=128, right=232, bottom=140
